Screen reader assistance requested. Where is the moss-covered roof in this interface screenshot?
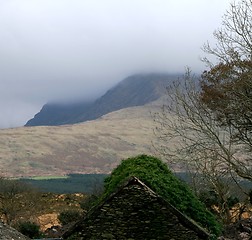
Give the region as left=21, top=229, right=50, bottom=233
left=103, top=155, right=221, bottom=236
left=64, top=176, right=211, bottom=240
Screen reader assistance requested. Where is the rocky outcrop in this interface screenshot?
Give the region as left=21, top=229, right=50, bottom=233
left=0, top=222, right=30, bottom=240
left=37, top=213, right=61, bottom=232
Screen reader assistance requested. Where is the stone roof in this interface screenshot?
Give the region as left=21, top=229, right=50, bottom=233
left=0, top=222, right=30, bottom=240
left=64, top=176, right=211, bottom=240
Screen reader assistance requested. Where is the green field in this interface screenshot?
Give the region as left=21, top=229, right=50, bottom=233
left=24, top=175, right=70, bottom=180
left=20, top=174, right=108, bottom=194
left=18, top=172, right=252, bottom=198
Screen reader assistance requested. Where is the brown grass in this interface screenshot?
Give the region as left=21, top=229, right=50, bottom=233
left=0, top=103, right=161, bottom=177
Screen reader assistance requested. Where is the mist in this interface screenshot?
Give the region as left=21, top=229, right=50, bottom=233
left=0, top=0, right=230, bottom=128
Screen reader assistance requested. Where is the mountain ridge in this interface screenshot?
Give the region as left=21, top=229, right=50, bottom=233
left=0, top=73, right=181, bottom=177
left=25, top=73, right=179, bottom=126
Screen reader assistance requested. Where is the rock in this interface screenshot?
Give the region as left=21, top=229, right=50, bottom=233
left=0, top=221, right=30, bottom=240
left=239, top=223, right=252, bottom=233
left=37, top=213, right=61, bottom=232
left=238, top=232, right=250, bottom=240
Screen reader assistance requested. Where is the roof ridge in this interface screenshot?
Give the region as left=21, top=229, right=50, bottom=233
left=63, top=175, right=212, bottom=239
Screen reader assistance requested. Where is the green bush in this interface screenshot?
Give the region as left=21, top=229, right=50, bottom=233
left=80, top=194, right=99, bottom=211
left=103, top=154, right=222, bottom=236
left=58, top=209, right=83, bottom=225
left=17, top=221, right=41, bottom=238
left=199, top=190, right=239, bottom=211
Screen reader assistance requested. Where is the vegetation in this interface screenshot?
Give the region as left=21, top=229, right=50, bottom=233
left=154, top=70, right=243, bottom=223
left=58, top=209, right=83, bottom=225
left=0, top=177, right=40, bottom=224
left=16, top=221, right=42, bottom=239
left=80, top=194, right=100, bottom=211
left=20, top=174, right=107, bottom=194
left=0, top=1, right=250, bottom=238
left=201, top=0, right=252, bottom=181
left=0, top=176, right=86, bottom=237
left=199, top=189, right=239, bottom=215
left=26, top=175, right=69, bottom=180
left=103, top=155, right=221, bottom=236
left=0, top=105, right=155, bottom=178
left=154, top=0, right=252, bottom=224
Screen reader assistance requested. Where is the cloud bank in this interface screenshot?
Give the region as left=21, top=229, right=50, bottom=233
left=0, top=0, right=230, bottom=128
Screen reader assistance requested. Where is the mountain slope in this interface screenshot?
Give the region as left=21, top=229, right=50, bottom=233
left=1, top=102, right=163, bottom=177
left=25, top=101, right=92, bottom=126
left=25, top=73, right=178, bottom=126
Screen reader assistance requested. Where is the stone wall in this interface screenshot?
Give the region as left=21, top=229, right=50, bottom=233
left=65, top=179, right=209, bottom=239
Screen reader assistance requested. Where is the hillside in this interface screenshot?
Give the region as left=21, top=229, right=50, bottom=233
left=25, top=73, right=178, bottom=126
left=0, top=101, right=165, bottom=177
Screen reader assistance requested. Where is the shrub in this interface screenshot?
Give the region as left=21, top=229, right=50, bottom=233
left=58, top=209, right=82, bottom=225
left=17, top=221, right=41, bottom=238
left=80, top=194, right=99, bottom=211
left=199, top=190, right=240, bottom=211
left=103, top=154, right=222, bottom=236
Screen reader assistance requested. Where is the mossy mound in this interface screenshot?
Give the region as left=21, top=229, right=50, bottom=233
left=104, top=154, right=221, bottom=236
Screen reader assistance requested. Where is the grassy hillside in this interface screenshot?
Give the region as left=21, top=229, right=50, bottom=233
left=0, top=101, right=163, bottom=177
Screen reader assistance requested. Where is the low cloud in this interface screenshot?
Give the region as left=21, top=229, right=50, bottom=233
left=0, top=0, right=230, bottom=128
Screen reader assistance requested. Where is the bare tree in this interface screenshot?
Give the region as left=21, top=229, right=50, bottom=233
left=200, top=0, right=252, bottom=179
left=154, top=0, right=252, bottom=223
left=202, top=0, right=252, bottom=64
left=0, top=178, right=42, bottom=225
left=153, top=70, right=249, bottom=223
left=0, top=178, right=27, bottom=224
left=201, top=0, right=252, bottom=147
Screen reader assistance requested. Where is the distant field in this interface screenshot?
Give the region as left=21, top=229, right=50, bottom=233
left=20, top=173, right=108, bottom=194
left=24, top=176, right=69, bottom=180
left=18, top=172, right=252, bottom=199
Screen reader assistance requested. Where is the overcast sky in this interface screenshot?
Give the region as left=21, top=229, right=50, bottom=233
left=0, top=0, right=230, bottom=128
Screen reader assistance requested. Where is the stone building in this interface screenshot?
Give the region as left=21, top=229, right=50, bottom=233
left=64, top=176, right=211, bottom=239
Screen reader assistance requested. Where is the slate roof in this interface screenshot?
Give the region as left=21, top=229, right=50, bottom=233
left=64, top=176, right=211, bottom=240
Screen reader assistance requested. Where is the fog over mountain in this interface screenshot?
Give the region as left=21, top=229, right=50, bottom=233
left=25, top=73, right=176, bottom=126
left=0, top=0, right=230, bottom=128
